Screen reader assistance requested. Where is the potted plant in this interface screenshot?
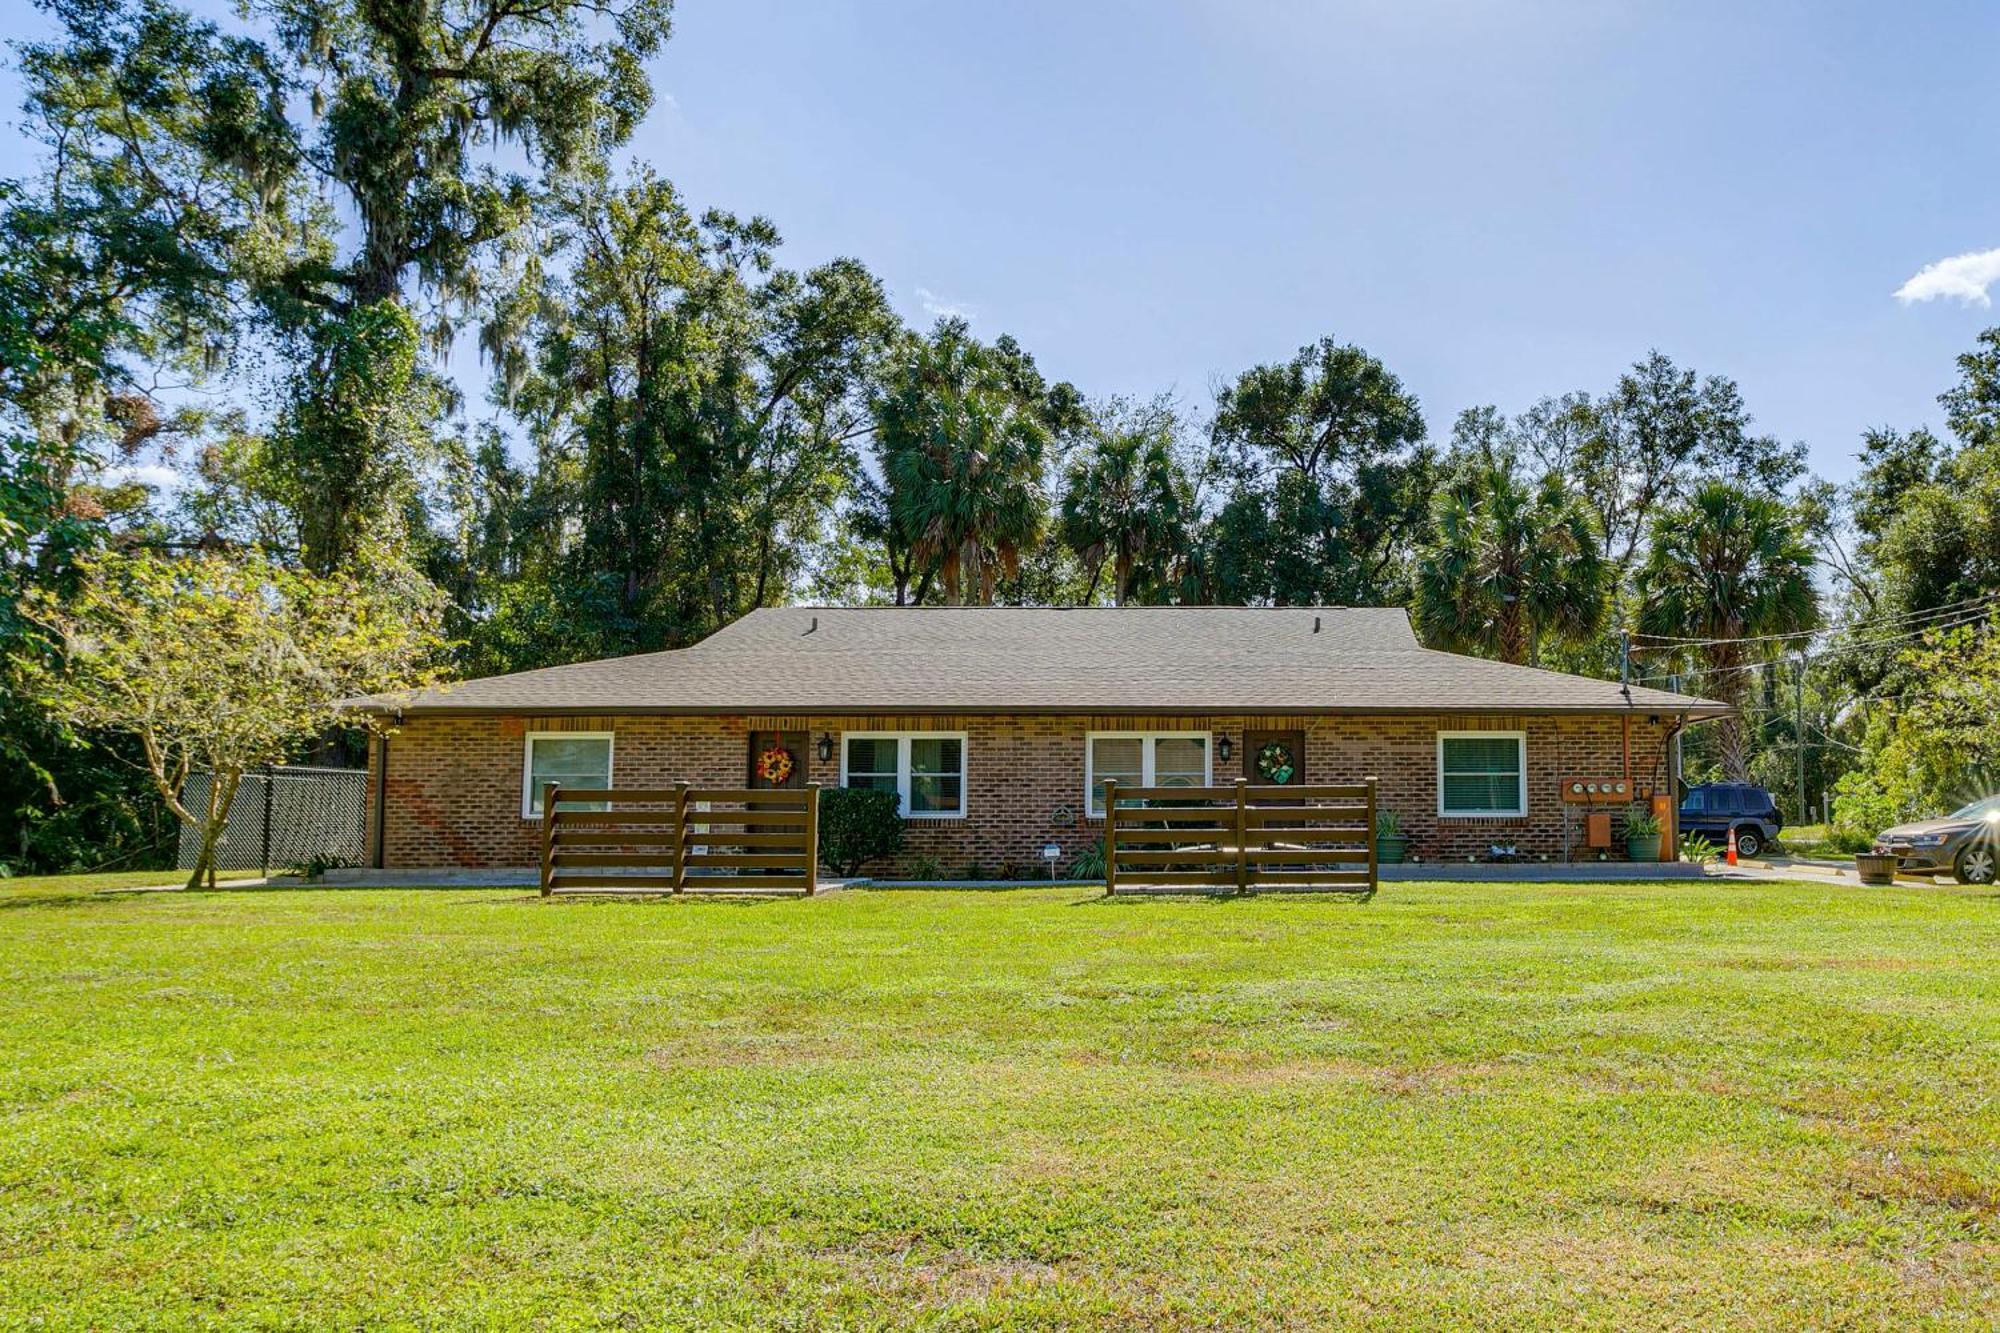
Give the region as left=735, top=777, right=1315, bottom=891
left=1854, top=850, right=1899, bottom=886
left=1375, top=810, right=1409, bottom=864
left=1625, top=806, right=1663, bottom=862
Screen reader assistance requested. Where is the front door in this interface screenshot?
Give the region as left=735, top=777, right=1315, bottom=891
left=747, top=731, right=808, bottom=790
left=1244, top=729, right=1306, bottom=787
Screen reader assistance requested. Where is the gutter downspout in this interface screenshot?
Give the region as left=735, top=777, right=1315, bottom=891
left=372, top=726, right=392, bottom=870
left=1667, top=710, right=1687, bottom=856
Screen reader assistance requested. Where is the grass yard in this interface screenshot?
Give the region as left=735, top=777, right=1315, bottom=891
left=1778, top=824, right=1862, bottom=861
left=1, top=876, right=1995, bottom=1329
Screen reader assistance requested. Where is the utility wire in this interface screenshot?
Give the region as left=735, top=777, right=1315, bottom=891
left=1827, top=675, right=2000, bottom=713
left=1631, top=607, right=1997, bottom=687
left=1801, top=719, right=1865, bottom=754
left=1627, top=591, right=2000, bottom=651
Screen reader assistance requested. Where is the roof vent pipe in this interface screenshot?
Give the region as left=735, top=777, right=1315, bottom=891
left=806, top=615, right=818, bottom=635
left=1313, top=615, right=1321, bottom=634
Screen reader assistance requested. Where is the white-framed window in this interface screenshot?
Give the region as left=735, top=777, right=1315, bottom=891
left=1437, top=730, right=1527, bottom=818
left=522, top=731, right=614, bottom=817
left=1085, top=731, right=1210, bottom=817
left=840, top=732, right=967, bottom=818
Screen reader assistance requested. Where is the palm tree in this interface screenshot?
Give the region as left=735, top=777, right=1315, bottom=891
left=1412, top=463, right=1609, bottom=666
left=1633, top=481, right=1819, bottom=780
left=872, top=322, right=1054, bottom=604
left=1058, top=410, right=1193, bottom=604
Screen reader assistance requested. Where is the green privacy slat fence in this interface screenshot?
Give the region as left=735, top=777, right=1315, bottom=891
left=176, top=766, right=368, bottom=872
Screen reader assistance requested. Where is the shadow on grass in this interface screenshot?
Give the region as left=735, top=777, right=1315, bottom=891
left=856, top=880, right=1100, bottom=893
left=537, top=891, right=796, bottom=909
left=1075, top=889, right=1377, bottom=908
left=163, top=882, right=801, bottom=909
left=0, top=889, right=117, bottom=911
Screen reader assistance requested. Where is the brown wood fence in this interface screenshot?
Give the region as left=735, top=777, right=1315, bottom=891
left=1103, top=778, right=1376, bottom=897
left=540, top=783, right=818, bottom=896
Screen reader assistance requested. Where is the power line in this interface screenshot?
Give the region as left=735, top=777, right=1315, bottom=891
left=1629, top=591, right=2000, bottom=648
left=1631, top=606, right=1997, bottom=687
left=1829, top=674, right=2000, bottom=713
left=1627, top=591, right=2000, bottom=651
left=1801, top=718, right=1864, bottom=754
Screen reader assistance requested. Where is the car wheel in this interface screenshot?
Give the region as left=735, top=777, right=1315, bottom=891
left=1955, top=844, right=1998, bottom=886
left=1732, top=827, right=1763, bottom=859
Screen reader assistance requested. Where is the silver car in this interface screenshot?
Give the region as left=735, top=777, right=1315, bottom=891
left=1875, top=796, right=2000, bottom=885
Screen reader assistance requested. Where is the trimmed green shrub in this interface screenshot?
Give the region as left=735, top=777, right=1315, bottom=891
left=817, top=788, right=905, bottom=876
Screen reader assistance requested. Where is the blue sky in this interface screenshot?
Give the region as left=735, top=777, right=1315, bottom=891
left=6, top=1, right=1998, bottom=481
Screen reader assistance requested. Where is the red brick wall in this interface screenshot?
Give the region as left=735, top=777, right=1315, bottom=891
left=368, top=712, right=1671, bottom=873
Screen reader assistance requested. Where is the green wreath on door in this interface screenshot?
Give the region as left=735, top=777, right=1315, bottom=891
left=1255, top=741, right=1296, bottom=784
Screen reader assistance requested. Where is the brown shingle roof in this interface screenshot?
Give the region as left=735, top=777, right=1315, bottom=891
left=358, top=606, right=1727, bottom=717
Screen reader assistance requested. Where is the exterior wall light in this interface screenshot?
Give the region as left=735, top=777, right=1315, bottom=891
left=816, top=733, right=835, bottom=763
left=1216, top=735, right=1234, bottom=764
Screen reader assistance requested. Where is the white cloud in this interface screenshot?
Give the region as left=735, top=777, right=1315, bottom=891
left=1894, top=246, right=2000, bottom=308
left=94, top=463, right=181, bottom=492
left=914, top=286, right=975, bottom=322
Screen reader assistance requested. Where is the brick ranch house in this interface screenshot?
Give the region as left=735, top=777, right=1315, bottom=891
left=352, top=606, right=1725, bottom=875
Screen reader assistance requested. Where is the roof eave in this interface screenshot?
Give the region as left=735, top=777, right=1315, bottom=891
left=360, top=699, right=1734, bottom=719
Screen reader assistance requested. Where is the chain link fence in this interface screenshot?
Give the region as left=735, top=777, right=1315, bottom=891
left=177, top=766, right=369, bottom=872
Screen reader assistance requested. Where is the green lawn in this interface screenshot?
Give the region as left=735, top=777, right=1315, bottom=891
left=1, top=876, right=1995, bottom=1329
left=1778, top=824, right=1861, bottom=861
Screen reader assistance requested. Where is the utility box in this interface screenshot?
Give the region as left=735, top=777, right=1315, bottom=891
left=1585, top=811, right=1614, bottom=850
left=1652, top=791, right=1676, bottom=861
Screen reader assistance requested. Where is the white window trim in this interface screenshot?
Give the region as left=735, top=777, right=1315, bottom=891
left=1436, top=729, right=1527, bottom=819
left=838, top=731, right=969, bottom=820
left=1085, top=730, right=1212, bottom=818
left=522, top=730, right=615, bottom=819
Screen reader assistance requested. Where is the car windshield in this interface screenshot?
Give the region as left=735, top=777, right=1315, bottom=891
left=1947, top=796, right=2000, bottom=820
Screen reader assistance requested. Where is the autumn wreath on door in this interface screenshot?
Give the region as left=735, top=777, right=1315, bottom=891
left=1255, top=740, right=1297, bottom=785
left=754, top=743, right=796, bottom=786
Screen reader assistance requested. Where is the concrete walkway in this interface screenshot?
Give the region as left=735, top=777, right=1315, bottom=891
left=1377, top=861, right=1703, bottom=882
left=104, top=876, right=274, bottom=894
left=1718, top=855, right=1969, bottom=888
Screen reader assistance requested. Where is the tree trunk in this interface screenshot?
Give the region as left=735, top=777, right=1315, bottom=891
left=1707, top=644, right=1752, bottom=782
left=184, top=768, right=243, bottom=891
left=1716, top=712, right=1750, bottom=784
left=1499, top=606, right=1529, bottom=666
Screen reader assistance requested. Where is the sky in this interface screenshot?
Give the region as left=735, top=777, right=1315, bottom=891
left=5, top=0, right=1999, bottom=482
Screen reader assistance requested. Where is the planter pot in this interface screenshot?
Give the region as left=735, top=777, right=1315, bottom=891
left=1626, top=836, right=1661, bottom=863
left=1854, top=852, right=1899, bottom=886
left=1375, top=834, right=1409, bottom=865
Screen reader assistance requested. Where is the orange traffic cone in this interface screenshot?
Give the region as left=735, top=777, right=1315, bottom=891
left=1726, top=825, right=1738, bottom=866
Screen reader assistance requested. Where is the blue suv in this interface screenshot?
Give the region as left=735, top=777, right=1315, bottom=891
left=1678, top=782, right=1783, bottom=858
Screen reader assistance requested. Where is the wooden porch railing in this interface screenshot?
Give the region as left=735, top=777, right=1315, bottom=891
left=1103, top=778, right=1376, bottom=897
left=540, top=783, right=818, bottom=896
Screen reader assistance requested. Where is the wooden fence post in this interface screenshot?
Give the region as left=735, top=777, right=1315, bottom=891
left=1102, top=780, right=1118, bottom=896
left=1234, top=778, right=1249, bottom=895
left=803, top=782, right=821, bottom=897
left=1365, top=776, right=1379, bottom=897
left=672, top=782, right=689, bottom=895
left=540, top=782, right=558, bottom=896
